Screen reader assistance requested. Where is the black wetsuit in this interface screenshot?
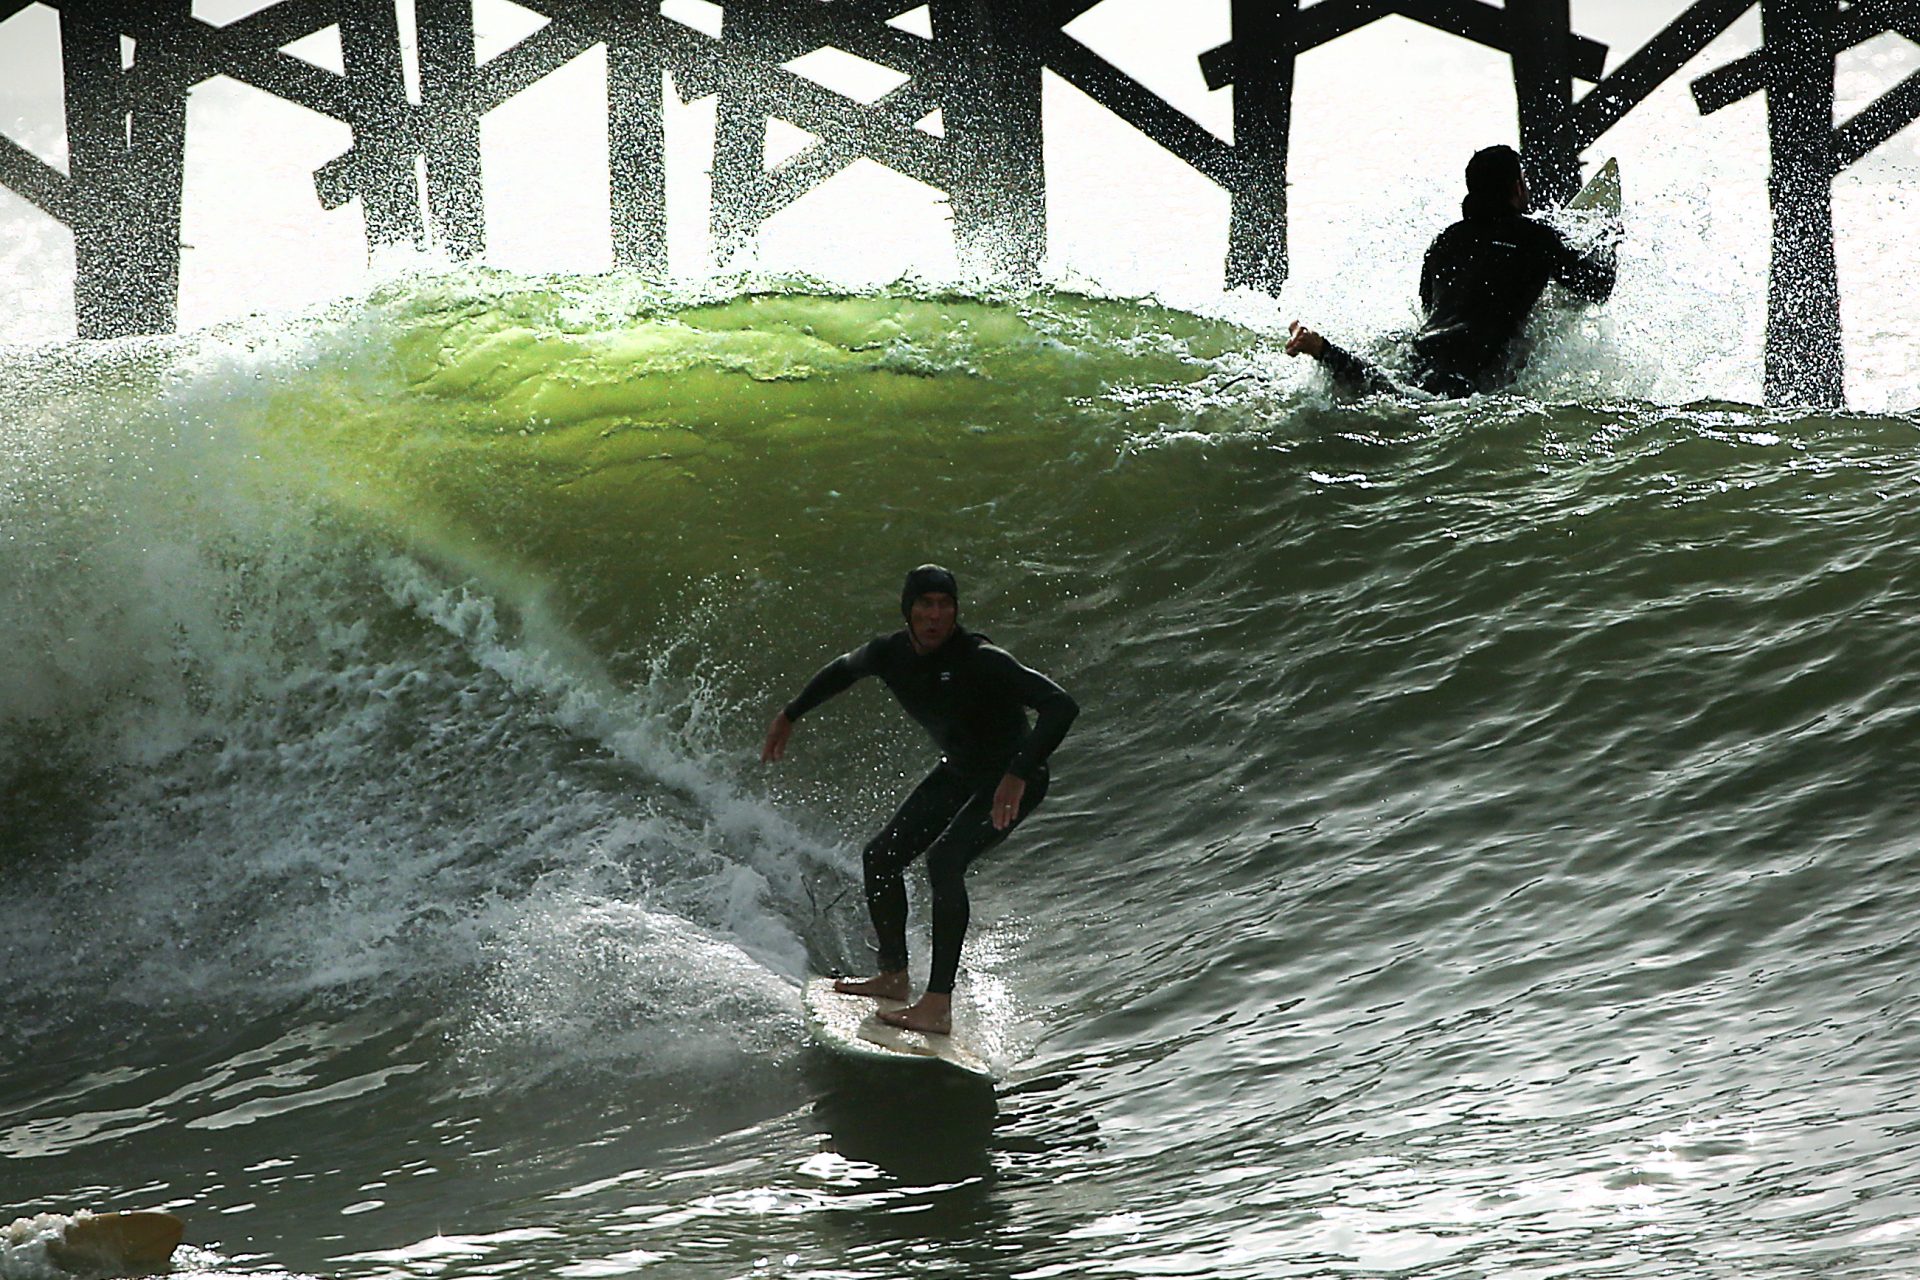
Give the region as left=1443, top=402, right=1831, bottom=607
left=1321, top=198, right=1617, bottom=397
left=784, top=626, right=1078, bottom=994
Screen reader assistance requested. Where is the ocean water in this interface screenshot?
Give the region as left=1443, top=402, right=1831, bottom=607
left=3, top=272, right=1919, bottom=1279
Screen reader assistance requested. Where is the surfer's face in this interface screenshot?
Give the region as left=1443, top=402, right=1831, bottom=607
left=908, top=592, right=958, bottom=653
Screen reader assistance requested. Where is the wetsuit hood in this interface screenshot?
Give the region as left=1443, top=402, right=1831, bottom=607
left=1462, top=144, right=1524, bottom=219
left=901, top=564, right=959, bottom=618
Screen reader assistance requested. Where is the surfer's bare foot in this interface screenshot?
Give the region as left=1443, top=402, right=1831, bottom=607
left=877, top=994, right=952, bottom=1036
left=833, top=971, right=909, bottom=1000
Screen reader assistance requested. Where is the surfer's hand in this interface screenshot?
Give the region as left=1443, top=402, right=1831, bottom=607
left=991, top=774, right=1026, bottom=830
left=1286, top=321, right=1326, bottom=359
left=762, top=712, right=793, bottom=763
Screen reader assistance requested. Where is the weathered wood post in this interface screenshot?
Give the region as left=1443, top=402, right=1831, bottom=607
left=1224, top=0, right=1297, bottom=293
left=1759, top=0, right=1844, bottom=407
left=415, top=0, right=485, bottom=259
left=606, top=7, right=670, bottom=277
left=709, top=0, right=773, bottom=265
left=60, top=1, right=188, bottom=338
left=339, top=0, right=425, bottom=248
left=1508, top=0, right=1580, bottom=206
left=930, top=0, right=1046, bottom=283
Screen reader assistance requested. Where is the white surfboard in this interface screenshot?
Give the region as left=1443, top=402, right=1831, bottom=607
left=1567, top=156, right=1621, bottom=215
left=803, top=977, right=995, bottom=1080
left=1539, top=158, right=1622, bottom=330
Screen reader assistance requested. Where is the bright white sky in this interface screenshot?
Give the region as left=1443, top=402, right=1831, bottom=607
left=0, top=0, right=1915, bottom=396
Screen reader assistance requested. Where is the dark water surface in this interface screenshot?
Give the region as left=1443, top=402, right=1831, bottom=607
left=5, top=279, right=1918, bottom=1279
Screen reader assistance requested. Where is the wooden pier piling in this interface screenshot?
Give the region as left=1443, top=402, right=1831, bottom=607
left=339, top=0, right=425, bottom=248
left=416, top=0, right=486, bottom=260
left=1509, top=0, right=1580, bottom=206
left=933, top=0, right=1047, bottom=283
left=607, top=13, right=670, bottom=278
left=1758, top=0, right=1845, bottom=408
left=1224, top=0, right=1298, bottom=295
left=59, top=1, right=188, bottom=339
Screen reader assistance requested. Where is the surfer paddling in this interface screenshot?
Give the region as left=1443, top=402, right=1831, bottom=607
left=762, top=565, right=1077, bottom=1036
left=1287, top=144, right=1618, bottom=397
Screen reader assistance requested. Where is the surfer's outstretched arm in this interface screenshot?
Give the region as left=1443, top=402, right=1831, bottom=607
left=1546, top=222, right=1619, bottom=303
left=1287, top=322, right=1400, bottom=396
left=762, top=639, right=884, bottom=762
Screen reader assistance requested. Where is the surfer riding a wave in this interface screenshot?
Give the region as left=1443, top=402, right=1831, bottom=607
left=763, top=565, right=1078, bottom=1036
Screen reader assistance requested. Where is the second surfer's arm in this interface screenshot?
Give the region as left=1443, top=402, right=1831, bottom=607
left=1547, top=222, right=1618, bottom=303
left=1317, top=340, right=1401, bottom=397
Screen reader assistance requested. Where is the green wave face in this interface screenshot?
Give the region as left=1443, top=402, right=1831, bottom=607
left=0, top=278, right=1270, bottom=774
left=272, top=278, right=1268, bottom=659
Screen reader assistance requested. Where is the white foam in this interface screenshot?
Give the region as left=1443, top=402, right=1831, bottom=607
left=1, top=331, right=849, bottom=1057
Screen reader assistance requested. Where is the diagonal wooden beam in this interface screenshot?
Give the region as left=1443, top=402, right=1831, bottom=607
left=659, top=5, right=933, bottom=101
left=760, top=77, right=945, bottom=217
left=1834, top=62, right=1920, bottom=166
left=1574, top=0, right=1756, bottom=147
left=166, top=0, right=337, bottom=58
left=734, top=69, right=947, bottom=188
left=163, top=0, right=341, bottom=69
left=1839, top=0, right=1920, bottom=44
left=524, top=0, right=728, bottom=98
left=474, top=19, right=602, bottom=106
left=1039, top=27, right=1235, bottom=185
left=1202, top=3, right=1388, bottom=88
left=315, top=16, right=601, bottom=208
left=1396, top=0, right=1609, bottom=80
left=1285, top=0, right=1391, bottom=54
left=160, top=17, right=346, bottom=116
left=1204, top=0, right=1606, bottom=89
left=87, top=0, right=349, bottom=119
left=319, top=0, right=800, bottom=210
left=652, top=17, right=947, bottom=185
left=1049, top=0, right=1111, bottom=24
left=1693, top=0, right=1918, bottom=113
left=841, top=0, right=941, bottom=19
left=0, top=132, right=72, bottom=223
left=317, top=0, right=968, bottom=204
left=727, top=0, right=941, bottom=77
